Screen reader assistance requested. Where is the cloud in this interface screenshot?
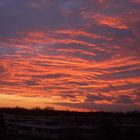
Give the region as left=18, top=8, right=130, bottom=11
left=115, top=95, right=134, bottom=104
left=130, top=0, right=140, bottom=4
left=0, top=0, right=140, bottom=111
left=55, top=102, right=140, bottom=112
left=95, top=15, right=128, bottom=29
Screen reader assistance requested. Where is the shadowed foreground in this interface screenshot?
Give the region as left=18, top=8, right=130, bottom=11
left=0, top=108, right=140, bottom=140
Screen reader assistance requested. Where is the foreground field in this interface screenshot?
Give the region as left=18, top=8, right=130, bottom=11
left=0, top=108, right=140, bottom=140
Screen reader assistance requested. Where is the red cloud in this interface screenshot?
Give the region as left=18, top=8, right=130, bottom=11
left=0, top=0, right=140, bottom=111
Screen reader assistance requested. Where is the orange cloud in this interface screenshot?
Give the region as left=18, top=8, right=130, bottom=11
left=130, top=0, right=140, bottom=3
left=95, top=15, right=128, bottom=29
left=0, top=0, right=140, bottom=112
left=0, top=10, right=140, bottom=112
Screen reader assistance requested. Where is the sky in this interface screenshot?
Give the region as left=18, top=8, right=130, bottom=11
left=0, top=0, right=140, bottom=112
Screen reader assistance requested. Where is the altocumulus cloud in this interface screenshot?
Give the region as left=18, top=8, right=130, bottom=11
left=0, top=0, right=140, bottom=111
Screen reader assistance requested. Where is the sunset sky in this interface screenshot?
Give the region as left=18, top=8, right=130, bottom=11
left=0, top=0, right=140, bottom=112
